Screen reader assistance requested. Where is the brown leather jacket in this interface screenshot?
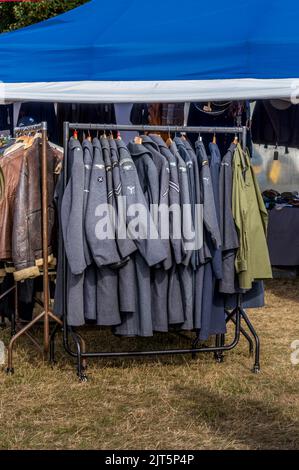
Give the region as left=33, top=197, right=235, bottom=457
left=0, top=146, right=24, bottom=261
left=12, top=138, right=61, bottom=281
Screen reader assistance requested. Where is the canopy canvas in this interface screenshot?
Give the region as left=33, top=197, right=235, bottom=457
left=0, top=0, right=299, bottom=102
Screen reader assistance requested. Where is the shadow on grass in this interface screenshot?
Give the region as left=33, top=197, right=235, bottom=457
left=171, top=383, right=299, bottom=450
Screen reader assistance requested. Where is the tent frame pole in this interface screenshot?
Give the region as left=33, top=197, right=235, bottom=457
left=61, top=122, right=260, bottom=381
left=5, top=122, right=63, bottom=375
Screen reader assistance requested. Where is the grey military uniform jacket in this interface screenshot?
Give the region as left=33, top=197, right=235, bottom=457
left=140, top=135, right=172, bottom=270
left=114, top=139, right=168, bottom=336
left=195, top=140, right=222, bottom=261
left=148, top=134, right=183, bottom=265
left=60, top=138, right=87, bottom=326
left=109, top=137, right=137, bottom=259
left=169, top=140, right=193, bottom=266
left=85, top=138, right=121, bottom=267
left=219, top=143, right=239, bottom=293
left=182, top=138, right=203, bottom=267
left=61, top=137, right=87, bottom=276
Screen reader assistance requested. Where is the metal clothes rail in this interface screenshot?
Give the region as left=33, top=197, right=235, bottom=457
left=59, top=122, right=260, bottom=382
left=5, top=122, right=63, bottom=374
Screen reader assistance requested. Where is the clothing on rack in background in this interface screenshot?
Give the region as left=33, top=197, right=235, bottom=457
left=0, top=104, right=14, bottom=135
left=0, top=134, right=63, bottom=283
left=130, top=103, right=185, bottom=141
left=18, top=102, right=58, bottom=144
left=187, top=101, right=249, bottom=155
left=57, top=103, right=116, bottom=145
left=130, top=103, right=185, bottom=127
left=54, top=129, right=272, bottom=340
left=114, top=104, right=135, bottom=143
left=251, top=100, right=299, bottom=149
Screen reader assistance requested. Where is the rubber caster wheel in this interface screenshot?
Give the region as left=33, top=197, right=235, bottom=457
left=6, top=368, right=14, bottom=375
left=214, top=352, right=224, bottom=363
left=252, top=365, right=261, bottom=374
left=78, top=374, right=88, bottom=383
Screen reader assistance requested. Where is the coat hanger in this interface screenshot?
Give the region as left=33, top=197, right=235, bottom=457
left=212, top=132, right=217, bottom=144
left=16, top=133, right=30, bottom=144
left=134, top=135, right=142, bottom=144
left=87, top=129, right=92, bottom=142
left=20, top=131, right=38, bottom=149
left=73, top=129, right=78, bottom=139
left=198, top=132, right=202, bottom=142
left=166, top=127, right=173, bottom=147
left=117, top=131, right=121, bottom=140
left=233, top=133, right=238, bottom=145
left=3, top=141, right=25, bottom=156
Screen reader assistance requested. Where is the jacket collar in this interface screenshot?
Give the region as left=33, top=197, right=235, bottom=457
left=82, top=139, right=93, bottom=155
left=69, top=136, right=82, bottom=152
left=182, top=139, right=193, bottom=152
left=140, top=135, right=160, bottom=152
left=92, top=137, right=102, bottom=151
left=100, top=136, right=110, bottom=152
left=173, top=136, right=185, bottom=148
left=169, top=140, right=179, bottom=156
left=109, top=138, right=118, bottom=151
left=148, top=134, right=168, bottom=149
left=115, top=138, right=128, bottom=152
left=127, top=141, right=151, bottom=157
left=116, top=139, right=133, bottom=162
left=228, top=142, right=237, bottom=154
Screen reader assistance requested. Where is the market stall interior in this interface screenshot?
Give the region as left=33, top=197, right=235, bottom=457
left=0, top=115, right=270, bottom=380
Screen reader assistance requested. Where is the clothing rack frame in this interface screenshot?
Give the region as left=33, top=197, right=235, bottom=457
left=59, top=122, right=260, bottom=382
left=5, top=122, right=63, bottom=374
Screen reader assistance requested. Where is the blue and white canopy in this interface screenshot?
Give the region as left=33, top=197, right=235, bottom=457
left=0, top=0, right=299, bottom=102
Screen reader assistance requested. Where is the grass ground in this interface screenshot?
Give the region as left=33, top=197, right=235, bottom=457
left=0, top=279, right=299, bottom=450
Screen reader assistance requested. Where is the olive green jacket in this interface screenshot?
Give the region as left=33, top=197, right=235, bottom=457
left=232, top=144, right=272, bottom=289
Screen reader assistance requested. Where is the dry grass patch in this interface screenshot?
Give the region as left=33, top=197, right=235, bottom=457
left=0, top=279, right=299, bottom=450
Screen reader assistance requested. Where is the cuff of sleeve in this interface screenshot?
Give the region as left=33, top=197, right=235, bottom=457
left=13, top=266, right=41, bottom=282
left=5, top=265, right=15, bottom=273
left=35, top=254, right=54, bottom=267
left=0, top=268, right=6, bottom=279
left=235, top=258, right=247, bottom=273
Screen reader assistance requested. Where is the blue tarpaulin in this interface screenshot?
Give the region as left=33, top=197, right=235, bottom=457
left=0, top=0, right=299, bottom=101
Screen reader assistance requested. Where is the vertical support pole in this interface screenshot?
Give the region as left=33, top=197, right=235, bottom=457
left=41, top=121, right=50, bottom=355
left=242, top=126, right=247, bottom=152
left=62, top=122, right=70, bottom=352
left=11, top=282, right=18, bottom=336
